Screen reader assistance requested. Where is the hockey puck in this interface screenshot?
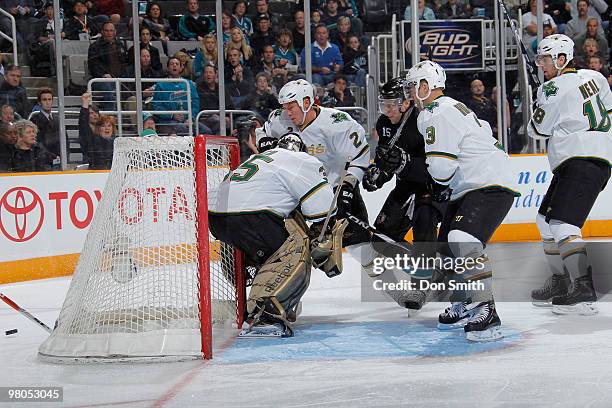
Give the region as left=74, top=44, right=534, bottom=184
left=5, top=329, right=18, bottom=336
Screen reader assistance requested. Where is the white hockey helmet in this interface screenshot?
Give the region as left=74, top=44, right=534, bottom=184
left=278, top=79, right=315, bottom=114
left=278, top=132, right=308, bottom=153
left=536, top=34, right=574, bottom=70
left=404, top=60, right=446, bottom=107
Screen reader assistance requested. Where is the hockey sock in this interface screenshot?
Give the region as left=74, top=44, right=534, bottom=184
left=550, top=220, right=589, bottom=281
left=543, top=238, right=566, bottom=276
left=463, top=254, right=493, bottom=302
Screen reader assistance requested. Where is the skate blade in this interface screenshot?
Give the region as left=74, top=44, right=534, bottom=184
left=238, top=324, right=285, bottom=338
left=466, top=326, right=503, bottom=342
left=437, top=318, right=469, bottom=331
left=552, top=303, right=599, bottom=316
left=532, top=300, right=553, bottom=308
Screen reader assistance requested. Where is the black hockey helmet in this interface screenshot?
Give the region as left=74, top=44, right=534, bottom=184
left=378, top=77, right=409, bottom=115
left=278, top=132, right=308, bottom=153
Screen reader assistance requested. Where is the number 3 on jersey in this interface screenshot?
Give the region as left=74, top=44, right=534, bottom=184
left=228, top=152, right=275, bottom=182
left=583, top=95, right=611, bottom=131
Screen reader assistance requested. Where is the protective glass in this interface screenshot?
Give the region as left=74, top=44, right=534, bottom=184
left=378, top=97, right=403, bottom=114
left=403, top=81, right=417, bottom=101
left=535, top=54, right=553, bottom=67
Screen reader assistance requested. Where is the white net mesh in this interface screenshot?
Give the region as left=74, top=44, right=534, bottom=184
left=39, top=136, right=241, bottom=362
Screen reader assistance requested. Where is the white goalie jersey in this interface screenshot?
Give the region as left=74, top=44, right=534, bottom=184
left=528, top=69, right=612, bottom=171
left=417, top=96, right=519, bottom=200
left=210, top=148, right=335, bottom=221
left=255, top=106, right=370, bottom=186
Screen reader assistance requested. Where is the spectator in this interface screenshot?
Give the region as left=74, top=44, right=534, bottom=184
left=151, top=57, right=200, bottom=136
left=139, top=112, right=158, bottom=137
left=337, top=0, right=359, bottom=17
left=273, top=29, right=300, bottom=76
left=194, top=34, right=218, bottom=79
left=225, top=27, right=255, bottom=66
left=292, top=10, right=307, bottom=54
left=78, top=92, right=99, bottom=163
left=29, top=88, right=60, bottom=157
left=95, top=0, right=124, bottom=26
left=29, top=3, right=61, bottom=77
left=87, top=21, right=129, bottom=110
left=586, top=55, right=609, bottom=77
left=311, top=9, right=323, bottom=28
left=465, top=79, right=499, bottom=139
left=404, top=0, right=436, bottom=21
left=440, top=0, right=470, bottom=19
left=522, top=0, right=556, bottom=47
left=251, top=14, right=276, bottom=57
left=240, top=72, right=281, bottom=119
left=196, top=63, right=234, bottom=134
left=565, top=0, right=603, bottom=39
left=172, top=51, right=194, bottom=79
left=545, top=0, right=572, bottom=30
left=125, top=48, right=163, bottom=79
left=321, top=74, right=356, bottom=109
left=255, top=44, right=289, bottom=90
left=0, top=65, right=30, bottom=118
left=225, top=48, right=255, bottom=107
left=574, top=38, right=603, bottom=68
left=342, top=34, right=367, bottom=87
left=568, top=0, right=607, bottom=21
left=531, top=21, right=556, bottom=54
left=64, top=0, right=100, bottom=40
left=573, top=18, right=609, bottom=64
left=88, top=115, right=116, bottom=170
left=1, top=104, right=21, bottom=124
left=470, top=0, right=493, bottom=18
left=232, top=0, right=253, bottom=37
left=0, top=122, right=16, bottom=172
left=300, top=24, right=344, bottom=87
left=221, top=10, right=233, bottom=45
left=128, top=26, right=163, bottom=72
left=143, top=1, right=172, bottom=42
left=322, top=0, right=345, bottom=30
left=330, top=16, right=353, bottom=52
left=10, top=119, right=56, bottom=172
left=0, top=0, right=39, bottom=51
left=179, top=0, right=215, bottom=40
left=251, top=0, right=281, bottom=29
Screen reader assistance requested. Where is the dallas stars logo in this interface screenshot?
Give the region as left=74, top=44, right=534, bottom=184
left=330, top=112, right=349, bottom=123
left=543, top=81, right=558, bottom=99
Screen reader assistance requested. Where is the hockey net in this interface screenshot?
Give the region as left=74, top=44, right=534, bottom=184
left=39, top=136, right=245, bottom=362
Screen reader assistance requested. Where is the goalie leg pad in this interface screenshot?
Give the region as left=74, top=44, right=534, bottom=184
left=247, top=218, right=312, bottom=332
left=311, top=219, right=349, bottom=277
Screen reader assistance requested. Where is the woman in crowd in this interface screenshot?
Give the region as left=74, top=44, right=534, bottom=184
left=221, top=10, right=233, bottom=45
left=143, top=1, right=172, bottom=42
left=194, top=33, right=218, bottom=78
left=232, top=0, right=253, bottom=37
left=89, top=115, right=116, bottom=170
left=10, top=119, right=56, bottom=172
left=330, top=16, right=354, bottom=52
left=342, top=34, right=368, bottom=87
left=225, top=27, right=254, bottom=66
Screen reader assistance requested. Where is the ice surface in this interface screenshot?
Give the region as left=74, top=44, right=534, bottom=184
left=2, top=247, right=612, bottom=407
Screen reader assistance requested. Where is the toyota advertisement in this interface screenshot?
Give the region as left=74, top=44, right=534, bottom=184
left=401, top=19, right=485, bottom=71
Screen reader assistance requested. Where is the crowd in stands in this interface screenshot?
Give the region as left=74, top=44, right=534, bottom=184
left=1, top=0, right=612, bottom=170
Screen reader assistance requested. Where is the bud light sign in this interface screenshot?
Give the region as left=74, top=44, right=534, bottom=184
left=402, top=20, right=484, bottom=71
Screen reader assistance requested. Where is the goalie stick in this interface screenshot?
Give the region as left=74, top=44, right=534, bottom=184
left=0, top=292, right=52, bottom=333
left=496, top=0, right=541, bottom=88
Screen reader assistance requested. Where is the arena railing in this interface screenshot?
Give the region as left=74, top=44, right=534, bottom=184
left=0, top=8, right=18, bottom=66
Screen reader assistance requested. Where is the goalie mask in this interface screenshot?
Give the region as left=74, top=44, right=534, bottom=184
left=404, top=60, right=446, bottom=109
left=535, top=34, right=574, bottom=73
left=278, top=132, right=308, bottom=153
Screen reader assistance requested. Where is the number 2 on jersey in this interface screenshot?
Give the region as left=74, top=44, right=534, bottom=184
left=229, top=153, right=275, bottom=182
left=583, top=95, right=611, bottom=131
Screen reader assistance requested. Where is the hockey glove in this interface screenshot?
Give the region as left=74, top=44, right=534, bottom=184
left=336, top=175, right=358, bottom=219
left=427, top=178, right=452, bottom=202
left=362, top=165, right=393, bottom=192
left=376, top=144, right=409, bottom=175
left=257, top=137, right=278, bottom=153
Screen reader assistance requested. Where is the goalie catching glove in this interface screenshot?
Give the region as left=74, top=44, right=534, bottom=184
left=310, top=218, right=349, bottom=277
left=336, top=174, right=358, bottom=219
left=363, top=164, right=393, bottom=192
left=375, top=144, right=409, bottom=175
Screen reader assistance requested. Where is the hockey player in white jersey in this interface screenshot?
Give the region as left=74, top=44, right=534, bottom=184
left=405, top=60, right=520, bottom=342
left=528, top=34, right=612, bottom=315
left=209, top=133, right=348, bottom=336
left=256, top=79, right=371, bottom=245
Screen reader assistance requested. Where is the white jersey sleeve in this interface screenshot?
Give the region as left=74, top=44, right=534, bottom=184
left=330, top=114, right=370, bottom=183
left=528, top=82, right=561, bottom=140
left=417, top=103, right=461, bottom=185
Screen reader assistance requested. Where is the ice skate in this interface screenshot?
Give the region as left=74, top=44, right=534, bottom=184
left=531, top=272, right=570, bottom=307
left=464, top=301, right=503, bottom=342
left=552, top=274, right=598, bottom=316
left=437, top=298, right=476, bottom=330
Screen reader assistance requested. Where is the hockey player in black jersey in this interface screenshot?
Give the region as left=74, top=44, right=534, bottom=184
left=360, top=77, right=446, bottom=311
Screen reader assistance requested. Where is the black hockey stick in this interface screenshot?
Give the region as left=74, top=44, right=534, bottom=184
left=345, top=212, right=411, bottom=249
left=496, top=0, right=541, bottom=88
left=0, top=292, right=52, bottom=333
left=316, top=158, right=352, bottom=243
